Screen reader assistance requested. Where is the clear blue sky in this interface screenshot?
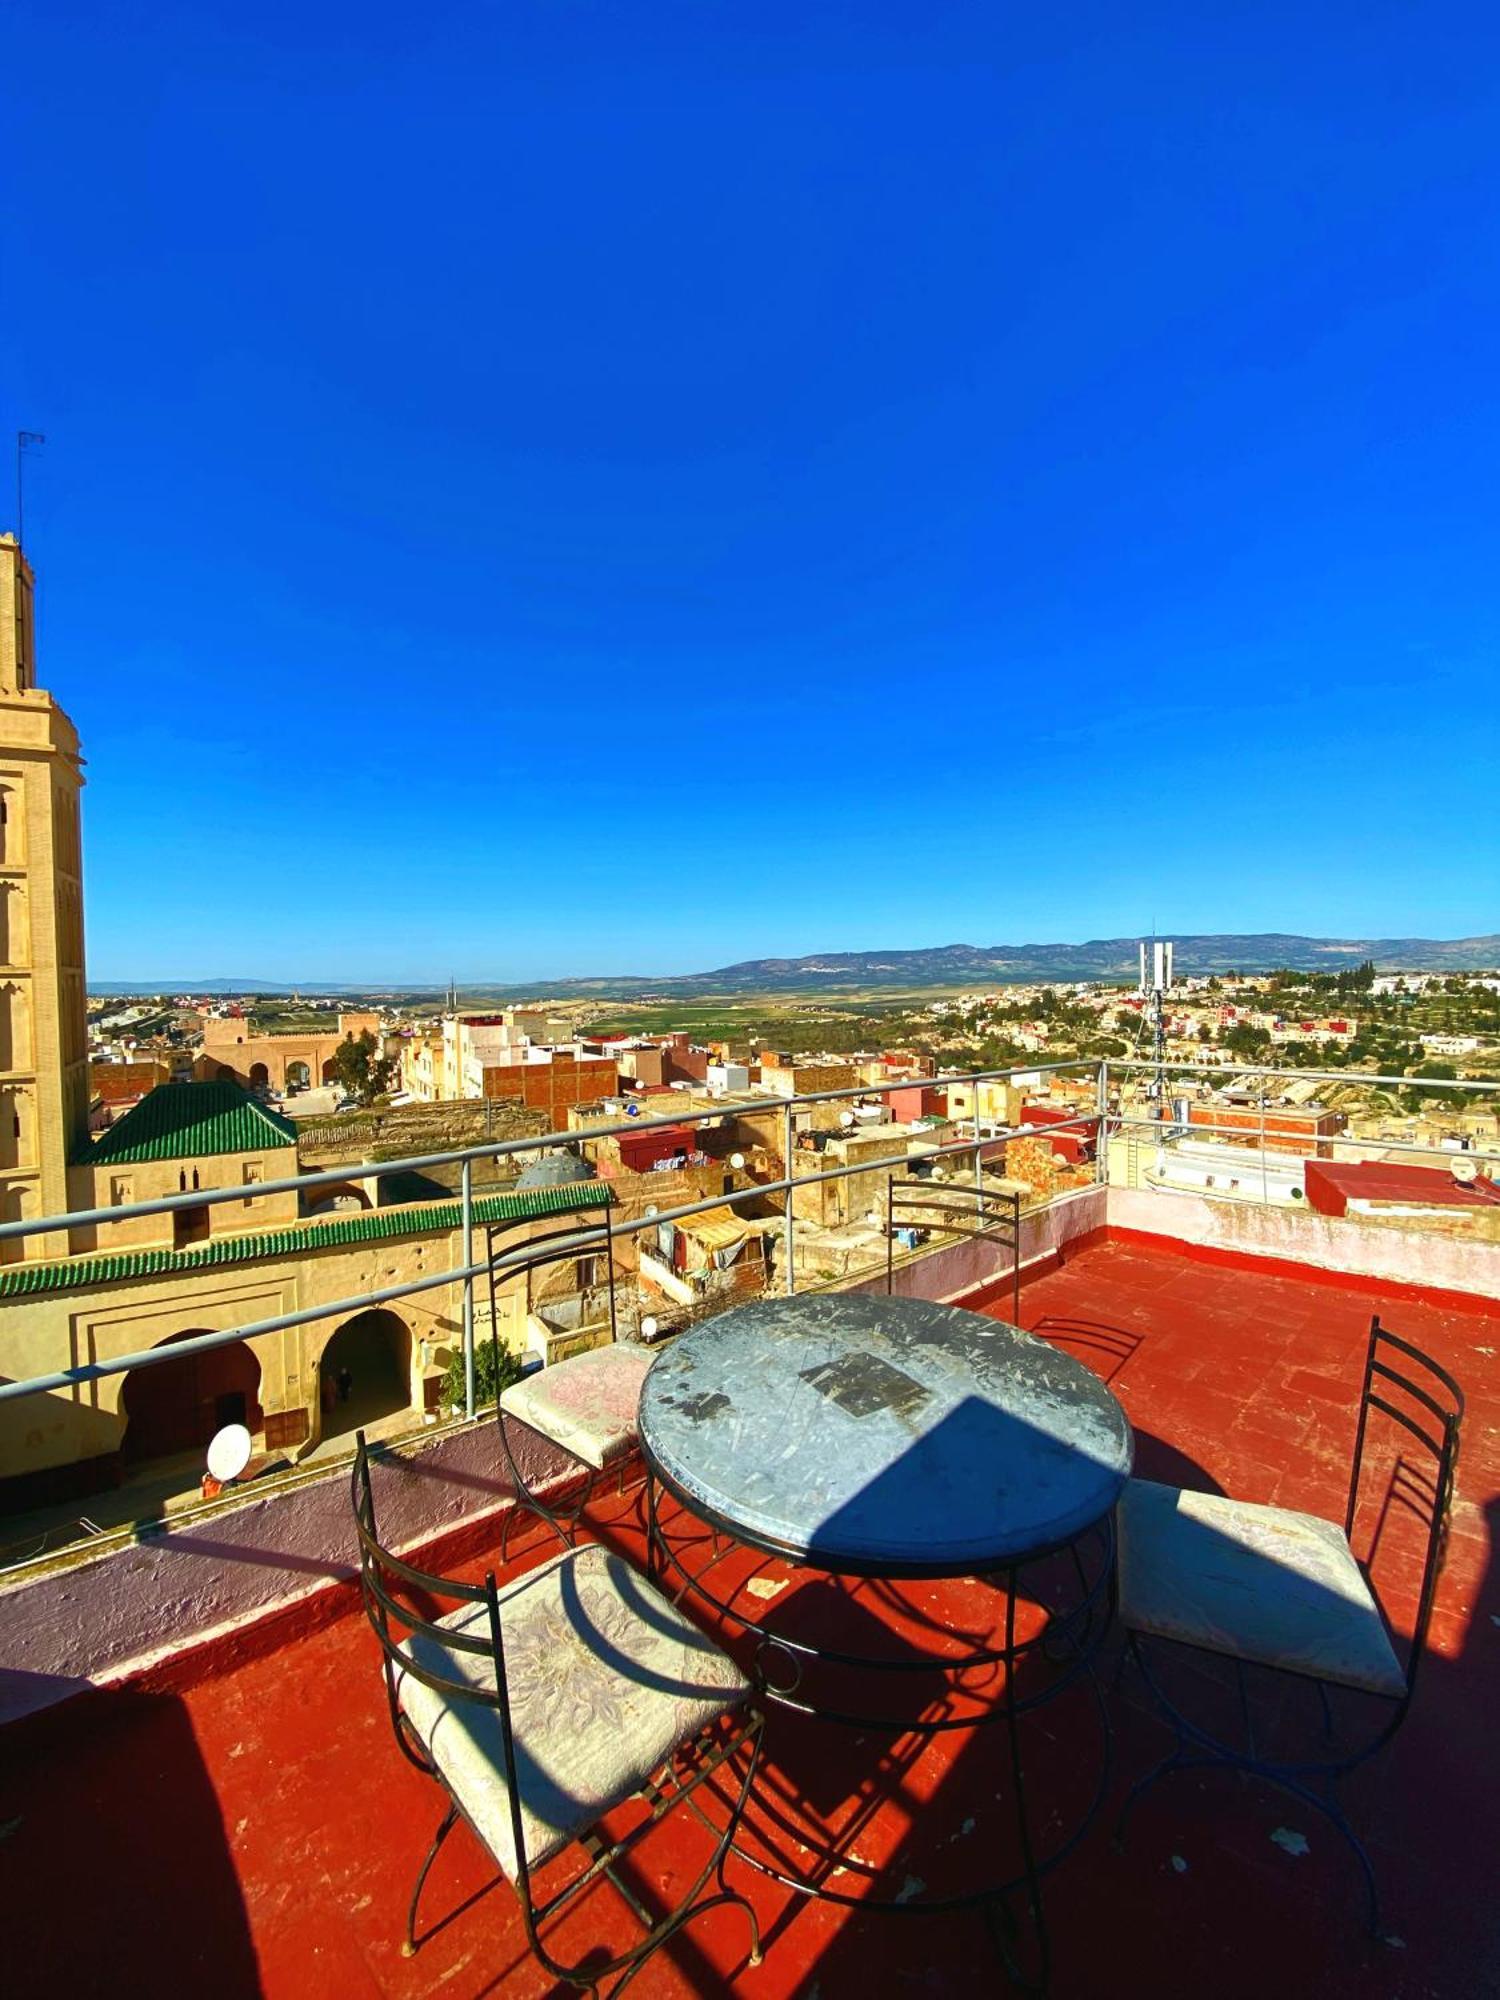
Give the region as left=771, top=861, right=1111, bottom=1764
left=8, top=2, right=1498, bottom=983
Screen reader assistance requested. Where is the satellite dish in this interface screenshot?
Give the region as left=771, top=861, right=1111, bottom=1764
left=730, top=1151, right=746, bottom=1170
left=1453, top=1157, right=1479, bottom=1185
left=640, top=1315, right=659, bottom=1340
left=206, top=1423, right=252, bottom=1484
left=839, top=1110, right=856, bottom=1128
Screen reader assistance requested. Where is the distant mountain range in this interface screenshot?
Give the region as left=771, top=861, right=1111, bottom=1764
left=89, top=932, right=1500, bottom=999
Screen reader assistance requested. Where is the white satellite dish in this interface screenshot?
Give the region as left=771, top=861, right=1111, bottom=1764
left=1452, top=1157, right=1479, bottom=1186
left=839, top=1109, right=856, bottom=1128
left=640, top=1315, right=659, bottom=1341
left=206, top=1422, right=252, bottom=1484
left=730, top=1151, right=746, bottom=1170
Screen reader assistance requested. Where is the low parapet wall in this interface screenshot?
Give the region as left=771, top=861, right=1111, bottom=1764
left=846, top=1184, right=1107, bottom=1311
left=0, top=1415, right=575, bottom=1728
left=1107, top=1184, right=1500, bottom=1306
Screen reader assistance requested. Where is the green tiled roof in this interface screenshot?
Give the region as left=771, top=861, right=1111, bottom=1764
left=0, top=1180, right=610, bottom=1300
left=76, top=1081, right=301, bottom=1166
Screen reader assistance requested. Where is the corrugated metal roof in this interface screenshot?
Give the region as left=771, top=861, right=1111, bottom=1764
left=676, top=1204, right=776, bottom=1251
left=77, top=1082, right=301, bottom=1165
left=0, top=1180, right=610, bottom=1300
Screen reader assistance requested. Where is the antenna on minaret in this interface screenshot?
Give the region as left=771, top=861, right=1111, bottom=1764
left=16, top=432, right=45, bottom=547
left=446, top=972, right=457, bottom=1013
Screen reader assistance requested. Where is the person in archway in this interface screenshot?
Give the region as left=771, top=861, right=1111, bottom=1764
left=336, top=1365, right=353, bottom=1404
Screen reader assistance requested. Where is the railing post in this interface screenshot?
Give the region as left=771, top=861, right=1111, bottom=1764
left=972, top=1068, right=984, bottom=1221
left=886, top=1172, right=894, bottom=1296
left=1096, top=1057, right=1109, bottom=1186
left=461, top=1156, right=476, bottom=1420
left=783, top=1100, right=795, bottom=1296
left=604, top=1203, right=618, bottom=1344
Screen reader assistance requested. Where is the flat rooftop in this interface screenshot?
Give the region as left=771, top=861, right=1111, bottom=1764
left=6, top=1235, right=1499, bottom=1997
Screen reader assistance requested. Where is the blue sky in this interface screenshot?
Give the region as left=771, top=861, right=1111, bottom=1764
left=7, top=2, right=1498, bottom=983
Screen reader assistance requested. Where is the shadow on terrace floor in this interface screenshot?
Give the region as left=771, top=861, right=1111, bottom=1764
left=5, top=1684, right=262, bottom=1998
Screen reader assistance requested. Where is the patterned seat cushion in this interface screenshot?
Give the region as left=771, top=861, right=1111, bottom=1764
left=500, top=1342, right=655, bottom=1472
left=1118, top=1479, right=1407, bottom=1699
left=396, top=1544, right=749, bottom=1880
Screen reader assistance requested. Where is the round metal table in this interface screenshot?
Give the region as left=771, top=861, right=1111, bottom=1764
left=639, top=1294, right=1134, bottom=1980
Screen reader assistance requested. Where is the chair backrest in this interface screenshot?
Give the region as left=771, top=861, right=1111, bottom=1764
left=483, top=1210, right=618, bottom=1393
left=1345, top=1316, right=1464, bottom=1700
left=350, top=1432, right=531, bottom=1881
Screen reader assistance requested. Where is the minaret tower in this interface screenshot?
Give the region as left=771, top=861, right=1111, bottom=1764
left=0, top=534, right=88, bottom=1257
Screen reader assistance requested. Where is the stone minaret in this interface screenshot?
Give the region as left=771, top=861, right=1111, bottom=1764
left=0, top=534, right=87, bottom=1257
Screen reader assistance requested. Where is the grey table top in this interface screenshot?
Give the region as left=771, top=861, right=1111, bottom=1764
left=639, top=1294, right=1134, bottom=1576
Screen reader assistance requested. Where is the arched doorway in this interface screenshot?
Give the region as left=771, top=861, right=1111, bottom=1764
left=249, top=1061, right=269, bottom=1089
left=121, top=1329, right=263, bottom=1465
left=321, top=1058, right=337, bottom=1084
left=286, top=1059, right=311, bottom=1090
left=318, top=1309, right=411, bottom=1442
left=216, top=1064, right=236, bottom=1082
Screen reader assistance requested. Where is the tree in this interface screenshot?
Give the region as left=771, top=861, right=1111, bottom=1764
left=444, top=1336, right=524, bottom=1415
left=1224, top=1022, right=1272, bottom=1060
left=330, top=1028, right=395, bottom=1105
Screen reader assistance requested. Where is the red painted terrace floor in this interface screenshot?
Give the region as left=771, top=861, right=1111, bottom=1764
left=5, top=1235, right=1499, bottom=1999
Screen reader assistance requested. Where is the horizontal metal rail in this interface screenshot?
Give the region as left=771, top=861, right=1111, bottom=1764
left=0, top=1057, right=1095, bottom=1243
left=1107, top=1111, right=1500, bottom=1166
left=1111, top=1057, right=1500, bottom=1093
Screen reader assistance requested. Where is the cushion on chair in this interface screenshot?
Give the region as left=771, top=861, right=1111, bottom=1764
left=1117, top=1479, right=1407, bottom=1699
left=500, top=1343, right=655, bottom=1472
left=395, top=1543, right=749, bottom=1880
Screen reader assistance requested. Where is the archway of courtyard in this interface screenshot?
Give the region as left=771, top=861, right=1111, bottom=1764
left=120, top=1328, right=264, bottom=1466
left=285, top=1059, right=311, bottom=1089
left=315, top=1309, right=413, bottom=1447
left=321, top=1058, right=337, bottom=1084
left=249, top=1061, right=270, bottom=1089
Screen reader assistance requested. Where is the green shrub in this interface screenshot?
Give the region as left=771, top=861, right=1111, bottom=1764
left=444, top=1337, right=526, bottom=1414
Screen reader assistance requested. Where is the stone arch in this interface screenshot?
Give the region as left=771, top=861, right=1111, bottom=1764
left=321, top=1057, right=337, bottom=1084
left=249, top=1061, right=270, bottom=1089
left=285, top=1059, right=311, bottom=1089
left=304, top=1180, right=372, bottom=1216
left=0, top=882, right=23, bottom=966
left=120, top=1328, right=264, bottom=1465
left=0, top=1178, right=29, bottom=1265
left=316, top=1308, right=412, bottom=1442
left=0, top=982, right=27, bottom=1070
left=216, top=1064, right=236, bottom=1082
left=0, top=783, right=19, bottom=867
left=0, top=1085, right=31, bottom=1170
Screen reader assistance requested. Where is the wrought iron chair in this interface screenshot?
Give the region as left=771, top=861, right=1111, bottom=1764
left=351, top=1432, right=765, bottom=1994
left=1115, top=1315, right=1464, bottom=1934
left=487, top=1211, right=656, bottom=1562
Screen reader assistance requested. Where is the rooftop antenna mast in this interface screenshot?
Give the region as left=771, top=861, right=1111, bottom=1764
left=1138, top=938, right=1175, bottom=1169
left=15, top=431, right=45, bottom=546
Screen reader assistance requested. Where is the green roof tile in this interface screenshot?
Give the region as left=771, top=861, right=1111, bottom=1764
left=76, top=1081, right=301, bottom=1166
left=0, top=1180, right=610, bottom=1300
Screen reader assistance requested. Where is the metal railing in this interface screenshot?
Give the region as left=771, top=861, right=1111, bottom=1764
left=0, top=1059, right=1103, bottom=1417
left=2, top=1051, right=1495, bottom=1420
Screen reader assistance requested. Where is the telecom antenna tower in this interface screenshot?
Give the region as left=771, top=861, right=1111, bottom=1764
left=1138, top=940, right=1175, bottom=1164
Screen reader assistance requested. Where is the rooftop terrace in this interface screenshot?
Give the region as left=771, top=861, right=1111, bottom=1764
left=7, top=1233, right=1498, bottom=1998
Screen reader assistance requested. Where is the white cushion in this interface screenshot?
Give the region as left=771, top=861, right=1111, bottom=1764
left=1117, top=1479, right=1407, bottom=1699
left=500, top=1343, right=654, bottom=1472
left=395, top=1544, right=749, bottom=1879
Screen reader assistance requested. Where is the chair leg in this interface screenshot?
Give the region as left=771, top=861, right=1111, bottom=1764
left=402, top=1802, right=459, bottom=1957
